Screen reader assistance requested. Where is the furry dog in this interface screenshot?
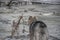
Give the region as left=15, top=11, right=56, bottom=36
left=11, top=16, right=23, bottom=38
left=29, top=21, right=48, bottom=40
left=28, top=16, right=37, bottom=25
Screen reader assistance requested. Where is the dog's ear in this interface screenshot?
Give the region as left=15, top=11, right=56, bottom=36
left=28, top=16, right=33, bottom=25
left=29, top=16, right=32, bottom=20
left=33, top=16, right=37, bottom=21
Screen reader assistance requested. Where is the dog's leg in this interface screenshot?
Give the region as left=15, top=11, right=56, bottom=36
left=30, top=31, right=34, bottom=40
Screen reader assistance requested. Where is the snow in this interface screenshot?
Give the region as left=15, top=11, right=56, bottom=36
left=0, top=4, right=60, bottom=40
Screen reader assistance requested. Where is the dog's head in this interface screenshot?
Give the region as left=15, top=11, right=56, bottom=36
left=28, top=16, right=37, bottom=25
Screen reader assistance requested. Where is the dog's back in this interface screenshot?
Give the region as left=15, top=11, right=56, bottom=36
left=29, top=21, right=48, bottom=40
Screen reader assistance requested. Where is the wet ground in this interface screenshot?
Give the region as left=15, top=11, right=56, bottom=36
left=0, top=4, right=60, bottom=40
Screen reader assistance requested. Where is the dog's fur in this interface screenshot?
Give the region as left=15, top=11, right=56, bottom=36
left=28, top=16, right=37, bottom=25
left=29, top=21, right=48, bottom=40
left=11, top=16, right=23, bottom=38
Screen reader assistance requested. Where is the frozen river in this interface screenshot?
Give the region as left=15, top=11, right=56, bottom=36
left=0, top=4, right=60, bottom=40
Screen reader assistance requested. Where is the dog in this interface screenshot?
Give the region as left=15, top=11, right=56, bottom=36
left=29, top=21, right=48, bottom=40
left=28, top=16, right=37, bottom=25
left=11, top=16, right=23, bottom=38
